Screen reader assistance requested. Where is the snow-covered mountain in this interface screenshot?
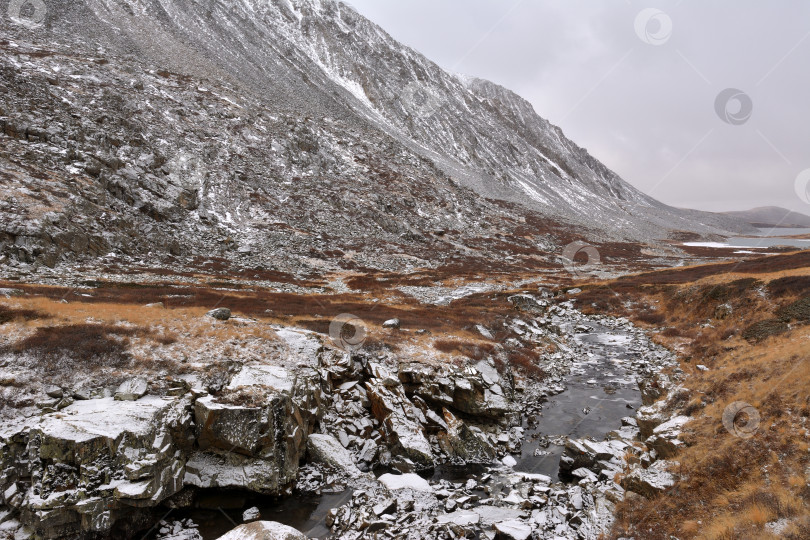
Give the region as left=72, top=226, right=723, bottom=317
left=0, top=0, right=750, bottom=275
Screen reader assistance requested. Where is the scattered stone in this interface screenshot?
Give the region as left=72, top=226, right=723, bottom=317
left=207, top=307, right=232, bottom=321
left=306, top=434, right=363, bottom=476
left=382, top=318, right=401, bottom=329
left=114, top=377, right=148, bottom=401
left=242, top=507, right=261, bottom=522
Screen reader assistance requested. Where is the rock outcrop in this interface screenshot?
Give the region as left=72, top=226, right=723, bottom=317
left=1, top=396, right=193, bottom=538
left=437, top=408, right=496, bottom=463
left=186, top=365, right=323, bottom=494
left=398, top=359, right=515, bottom=421
left=366, top=373, right=434, bottom=469
left=0, top=364, right=324, bottom=538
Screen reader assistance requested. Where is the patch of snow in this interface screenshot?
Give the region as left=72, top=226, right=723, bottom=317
left=378, top=473, right=432, bottom=492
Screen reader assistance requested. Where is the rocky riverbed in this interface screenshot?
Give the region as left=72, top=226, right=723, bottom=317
left=0, top=291, right=690, bottom=539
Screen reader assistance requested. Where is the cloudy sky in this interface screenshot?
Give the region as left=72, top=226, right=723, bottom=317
left=347, top=1, right=810, bottom=214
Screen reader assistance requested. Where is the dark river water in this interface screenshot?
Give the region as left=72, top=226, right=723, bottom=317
left=515, top=321, right=642, bottom=479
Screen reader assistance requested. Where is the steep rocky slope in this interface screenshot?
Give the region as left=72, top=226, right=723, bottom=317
left=0, top=0, right=750, bottom=276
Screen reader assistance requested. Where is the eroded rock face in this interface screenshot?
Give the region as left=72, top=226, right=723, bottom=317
left=437, top=408, right=496, bottom=463
left=1, top=396, right=193, bottom=538
left=0, top=363, right=325, bottom=538
left=366, top=373, right=434, bottom=469
left=188, top=365, right=323, bottom=494
left=398, top=360, right=515, bottom=421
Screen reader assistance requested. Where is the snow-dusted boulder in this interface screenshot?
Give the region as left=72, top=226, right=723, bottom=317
left=494, top=519, right=533, bottom=540
left=378, top=473, right=432, bottom=492
left=216, top=520, right=307, bottom=540
left=621, top=460, right=676, bottom=498
left=188, top=366, right=323, bottom=493
left=306, top=434, right=362, bottom=476
left=207, top=308, right=231, bottom=321
left=559, top=438, right=628, bottom=473
left=645, top=416, right=690, bottom=458
left=1, top=396, right=192, bottom=538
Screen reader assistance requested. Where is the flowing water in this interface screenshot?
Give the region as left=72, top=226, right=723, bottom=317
left=515, top=321, right=642, bottom=479
left=152, top=318, right=645, bottom=539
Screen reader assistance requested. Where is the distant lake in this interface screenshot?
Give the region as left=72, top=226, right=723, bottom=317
left=754, top=227, right=810, bottom=237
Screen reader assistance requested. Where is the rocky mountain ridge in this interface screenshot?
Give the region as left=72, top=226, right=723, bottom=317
left=0, top=0, right=751, bottom=277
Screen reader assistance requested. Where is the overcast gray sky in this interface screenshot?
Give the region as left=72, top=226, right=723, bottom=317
left=346, top=1, right=810, bottom=214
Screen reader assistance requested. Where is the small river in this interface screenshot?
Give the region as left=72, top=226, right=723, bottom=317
left=152, top=317, right=647, bottom=539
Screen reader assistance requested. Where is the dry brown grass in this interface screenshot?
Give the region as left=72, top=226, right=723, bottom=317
left=597, top=258, right=810, bottom=539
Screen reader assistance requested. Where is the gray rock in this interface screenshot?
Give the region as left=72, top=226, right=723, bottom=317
left=216, top=521, right=307, bottom=540
left=382, top=318, right=400, bottom=329
left=207, top=308, right=232, bottom=321
left=494, top=519, right=533, bottom=540
left=242, top=507, right=261, bottom=522
left=306, top=434, right=362, bottom=476
left=436, top=510, right=480, bottom=527
left=372, top=499, right=397, bottom=516
left=44, top=385, right=63, bottom=399
left=114, top=378, right=148, bottom=401
left=437, top=408, right=496, bottom=463
left=366, top=379, right=433, bottom=469
left=645, top=416, right=689, bottom=459
left=0, top=396, right=192, bottom=538
left=621, top=460, right=676, bottom=498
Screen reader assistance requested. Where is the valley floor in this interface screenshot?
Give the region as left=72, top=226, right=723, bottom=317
left=0, top=250, right=808, bottom=539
